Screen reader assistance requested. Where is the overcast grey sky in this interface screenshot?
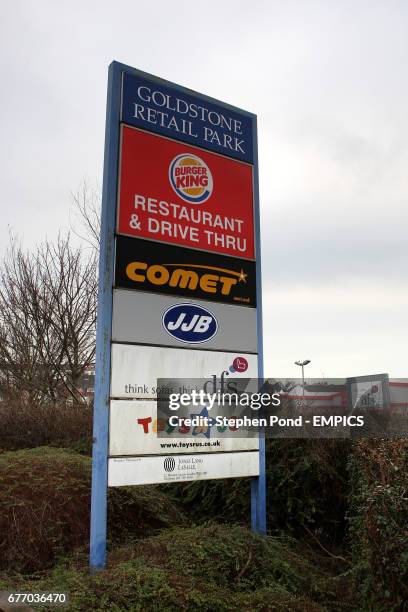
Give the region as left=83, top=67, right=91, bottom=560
left=1, top=0, right=407, bottom=378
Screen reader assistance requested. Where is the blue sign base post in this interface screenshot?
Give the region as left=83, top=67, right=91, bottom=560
left=90, top=62, right=121, bottom=573
left=251, top=119, right=267, bottom=534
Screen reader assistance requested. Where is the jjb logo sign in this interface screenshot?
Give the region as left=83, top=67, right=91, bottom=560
left=162, top=303, right=218, bottom=344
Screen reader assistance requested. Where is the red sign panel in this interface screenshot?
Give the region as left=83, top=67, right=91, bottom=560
left=117, top=126, right=255, bottom=259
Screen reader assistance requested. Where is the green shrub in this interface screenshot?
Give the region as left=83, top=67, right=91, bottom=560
left=170, top=439, right=350, bottom=546
left=0, top=447, right=186, bottom=572
left=348, top=439, right=408, bottom=610
left=0, top=524, right=344, bottom=611
left=0, top=401, right=93, bottom=453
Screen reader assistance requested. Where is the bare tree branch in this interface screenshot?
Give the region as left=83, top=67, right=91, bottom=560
left=0, top=231, right=97, bottom=406
left=70, top=179, right=101, bottom=252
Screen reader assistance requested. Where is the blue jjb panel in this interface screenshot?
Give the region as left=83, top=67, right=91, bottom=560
left=162, top=303, right=218, bottom=344
left=121, top=72, right=254, bottom=163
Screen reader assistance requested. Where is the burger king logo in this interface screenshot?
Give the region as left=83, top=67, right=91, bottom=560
left=169, top=154, right=213, bottom=204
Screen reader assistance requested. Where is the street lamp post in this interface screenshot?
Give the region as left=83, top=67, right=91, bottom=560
left=294, top=360, right=311, bottom=401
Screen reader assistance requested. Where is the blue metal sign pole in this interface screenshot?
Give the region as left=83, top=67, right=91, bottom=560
left=90, top=62, right=121, bottom=572
left=251, top=118, right=267, bottom=534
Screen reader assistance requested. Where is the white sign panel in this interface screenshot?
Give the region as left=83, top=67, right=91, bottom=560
left=108, top=451, right=260, bottom=486
left=349, top=379, right=385, bottom=410
left=110, top=344, right=258, bottom=399
left=390, top=382, right=408, bottom=405
left=112, top=289, right=257, bottom=352
left=109, top=400, right=259, bottom=456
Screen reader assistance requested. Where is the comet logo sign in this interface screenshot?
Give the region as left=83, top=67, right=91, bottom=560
left=115, top=236, right=257, bottom=308
left=162, top=303, right=218, bottom=344
left=169, top=154, right=213, bottom=203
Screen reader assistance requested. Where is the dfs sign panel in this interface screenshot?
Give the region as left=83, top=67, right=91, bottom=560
left=91, top=62, right=264, bottom=569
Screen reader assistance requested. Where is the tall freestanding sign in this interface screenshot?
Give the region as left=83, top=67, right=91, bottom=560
left=90, top=62, right=265, bottom=571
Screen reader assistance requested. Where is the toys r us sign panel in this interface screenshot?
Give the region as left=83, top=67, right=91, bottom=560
left=109, top=400, right=259, bottom=456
